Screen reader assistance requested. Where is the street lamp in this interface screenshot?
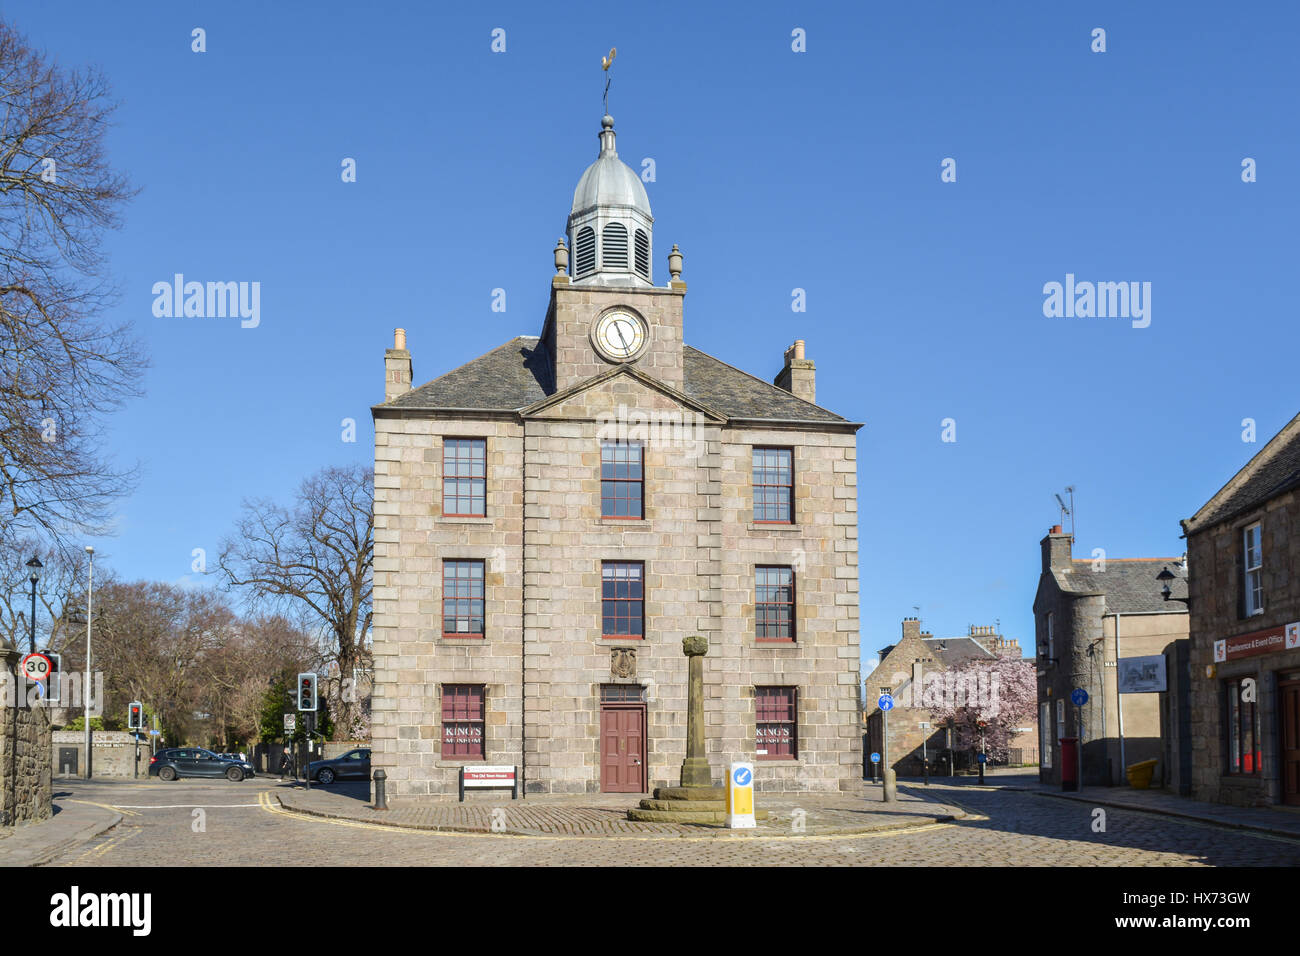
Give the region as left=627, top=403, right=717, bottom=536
left=25, top=556, right=42, bottom=653
left=1156, top=566, right=1190, bottom=606
left=84, top=546, right=94, bottom=780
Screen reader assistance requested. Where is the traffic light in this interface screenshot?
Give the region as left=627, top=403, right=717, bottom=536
left=128, top=701, right=143, bottom=730
left=40, top=651, right=61, bottom=704
left=297, top=673, right=317, bottom=712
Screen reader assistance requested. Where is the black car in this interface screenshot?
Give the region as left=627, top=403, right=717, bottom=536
left=307, top=748, right=371, bottom=784
left=149, top=747, right=255, bottom=782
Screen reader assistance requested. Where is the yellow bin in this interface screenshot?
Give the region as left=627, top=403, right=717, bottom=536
left=1126, top=758, right=1158, bottom=789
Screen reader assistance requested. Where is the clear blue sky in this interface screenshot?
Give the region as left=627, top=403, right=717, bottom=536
left=6, top=1, right=1298, bottom=670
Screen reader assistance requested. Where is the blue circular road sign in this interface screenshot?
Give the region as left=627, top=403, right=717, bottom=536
left=1071, top=688, right=1089, bottom=707
left=733, top=767, right=752, bottom=787
left=878, top=694, right=894, bottom=711
left=870, top=752, right=881, bottom=763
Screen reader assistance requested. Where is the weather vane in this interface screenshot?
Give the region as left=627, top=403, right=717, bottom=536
left=601, top=47, right=617, bottom=114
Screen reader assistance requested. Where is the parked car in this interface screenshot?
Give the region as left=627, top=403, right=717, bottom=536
left=149, top=748, right=255, bottom=782
left=307, top=748, right=371, bottom=784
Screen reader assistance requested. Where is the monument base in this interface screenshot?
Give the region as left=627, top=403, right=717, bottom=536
left=679, top=757, right=714, bottom=789
left=626, top=786, right=770, bottom=825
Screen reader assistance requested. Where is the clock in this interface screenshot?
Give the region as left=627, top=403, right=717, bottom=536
left=592, top=310, right=647, bottom=362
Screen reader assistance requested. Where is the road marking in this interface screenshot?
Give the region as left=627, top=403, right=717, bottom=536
left=258, top=792, right=959, bottom=843
left=110, top=803, right=264, bottom=809
left=67, top=799, right=139, bottom=817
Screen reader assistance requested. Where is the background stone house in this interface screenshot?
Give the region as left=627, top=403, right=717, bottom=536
left=1182, top=412, right=1300, bottom=807
left=1032, top=526, right=1190, bottom=790
left=863, top=619, right=1037, bottom=775
left=370, top=112, right=863, bottom=799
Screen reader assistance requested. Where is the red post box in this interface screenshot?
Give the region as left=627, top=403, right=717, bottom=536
left=1059, top=737, right=1079, bottom=791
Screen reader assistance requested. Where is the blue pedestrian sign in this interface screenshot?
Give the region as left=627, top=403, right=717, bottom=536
left=878, top=694, right=894, bottom=711
left=1071, top=688, right=1089, bottom=707
left=870, top=752, right=881, bottom=764
left=733, top=766, right=752, bottom=787
left=977, top=753, right=988, bottom=764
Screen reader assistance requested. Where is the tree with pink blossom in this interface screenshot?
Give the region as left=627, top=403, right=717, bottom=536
left=927, top=656, right=1036, bottom=761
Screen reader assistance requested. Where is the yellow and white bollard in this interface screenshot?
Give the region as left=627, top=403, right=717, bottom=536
left=726, top=762, right=755, bottom=828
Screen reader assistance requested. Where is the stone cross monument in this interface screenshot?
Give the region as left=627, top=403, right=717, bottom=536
left=680, top=635, right=714, bottom=788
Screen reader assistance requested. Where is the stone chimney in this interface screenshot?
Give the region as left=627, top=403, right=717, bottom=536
left=901, top=617, right=921, bottom=642
left=385, top=328, right=412, bottom=403
left=1041, top=524, right=1073, bottom=573
left=773, top=339, right=815, bottom=405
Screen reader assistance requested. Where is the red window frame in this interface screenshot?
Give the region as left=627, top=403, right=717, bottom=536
left=601, top=442, right=644, bottom=519
left=1224, top=677, right=1261, bottom=775
left=442, top=560, right=485, bottom=638
left=441, top=684, right=485, bottom=759
left=443, top=438, right=486, bottom=517
left=755, top=566, right=795, bottom=642
left=752, top=447, right=793, bottom=524
left=755, top=686, right=797, bottom=760
left=602, top=561, right=645, bottom=639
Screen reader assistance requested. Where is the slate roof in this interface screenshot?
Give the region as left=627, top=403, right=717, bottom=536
left=1054, top=559, right=1188, bottom=615
left=384, top=336, right=856, bottom=425
left=922, top=637, right=995, bottom=667
left=1184, top=412, right=1300, bottom=534
left=388, top=336, right=552, bottom=411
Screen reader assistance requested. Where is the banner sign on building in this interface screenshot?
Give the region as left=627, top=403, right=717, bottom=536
left=1213, top=622, right=1300, bottom=663
left=1117, top=655, right=1166, bottom=693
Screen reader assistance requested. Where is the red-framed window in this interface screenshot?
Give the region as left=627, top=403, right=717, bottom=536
left=442, top=560, right=485, bottom=638
left=602, top=562, right=644, bottom=639
left=752, top=447, right=793, bottom=523
left=601, top=442, right=644, bottom=519
left=755, top=686, right=797, bottom=759
left=441, top=684, right=485, bottom=759
left=443, top=438, right=486, bottom=517
left=1225, top=677, right=1261, bottom=775
left=755, top=566, right=795, bottom=642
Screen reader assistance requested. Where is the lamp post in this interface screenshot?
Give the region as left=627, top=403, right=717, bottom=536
left=25, top=557, right=43, bottom=654
left=84, top=546, right=94, bottom=780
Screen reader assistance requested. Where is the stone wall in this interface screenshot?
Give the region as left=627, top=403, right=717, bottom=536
left=1, top=651, right=53, bottom=826
left=50, top=730, right=144, bottom=778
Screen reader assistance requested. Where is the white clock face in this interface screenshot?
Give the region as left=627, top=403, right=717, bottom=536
left=594, top=311, right=646, bottom=361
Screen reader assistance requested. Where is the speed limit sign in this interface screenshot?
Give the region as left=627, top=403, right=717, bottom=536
left=20, top=652, right=52, bottom=681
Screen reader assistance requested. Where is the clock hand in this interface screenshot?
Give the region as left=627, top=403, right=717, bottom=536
left=614, top=323, right=631, bottom=353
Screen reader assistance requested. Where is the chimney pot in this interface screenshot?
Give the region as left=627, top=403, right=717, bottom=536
left=394, top=328, right=406, bottom=351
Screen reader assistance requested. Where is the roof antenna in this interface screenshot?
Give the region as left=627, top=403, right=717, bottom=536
left=1055, top=486, right=1076, bottom=541
left=601, top=47, right=617, bottom=115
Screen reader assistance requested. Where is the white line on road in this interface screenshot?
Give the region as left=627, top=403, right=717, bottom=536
left=110, top=803, right=264, bottom=809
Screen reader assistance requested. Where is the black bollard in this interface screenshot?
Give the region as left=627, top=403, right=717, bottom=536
left=373, top=769, right=388, bottom=811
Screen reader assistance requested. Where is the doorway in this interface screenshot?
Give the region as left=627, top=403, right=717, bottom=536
left=1279, top=677, right=1300, bottom=806
left=600, top=685, right=646, bottom=793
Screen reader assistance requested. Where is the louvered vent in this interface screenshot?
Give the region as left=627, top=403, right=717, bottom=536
left=634, top=229, right=649, bottom=279
left=602, top=223, right=628, bottom=270
left=575, top=226, right=596, bottom=277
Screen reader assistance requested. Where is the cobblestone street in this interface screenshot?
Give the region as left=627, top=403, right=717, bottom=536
left=28, top=776, right=1300, bottom=867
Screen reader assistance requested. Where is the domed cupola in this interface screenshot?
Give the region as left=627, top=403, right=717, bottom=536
left=567, top=114, right=653, bottom=287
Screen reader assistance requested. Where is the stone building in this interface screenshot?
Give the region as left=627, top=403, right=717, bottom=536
left=864, top=619, right=1037, bottom=775
left=1182, top=412, right=1300, bottom=807
left=370, top=112, right=863, bottom=798
left=1032, top=526, right=1190, bottom=789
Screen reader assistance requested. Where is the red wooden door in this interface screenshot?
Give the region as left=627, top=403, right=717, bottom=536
left=600, top=704, right=645, bottom=793
left=1280, top=680, right=1300, bottom=806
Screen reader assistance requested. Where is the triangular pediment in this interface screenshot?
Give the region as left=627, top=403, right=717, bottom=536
left=520, top=363, right=726, bottom=422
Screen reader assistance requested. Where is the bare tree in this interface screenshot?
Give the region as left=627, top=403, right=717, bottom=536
left=0, top=18, right=144, bottom=553
left=217, top=464, right=374, bottom=737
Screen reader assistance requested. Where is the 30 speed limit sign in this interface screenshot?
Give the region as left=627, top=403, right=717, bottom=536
left=20, top=652, right=52, bottom=681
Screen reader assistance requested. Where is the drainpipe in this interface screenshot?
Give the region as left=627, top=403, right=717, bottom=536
left=1116, top=613, right=1126, bottom=780
left=520, top=418, right=528, bottom=799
